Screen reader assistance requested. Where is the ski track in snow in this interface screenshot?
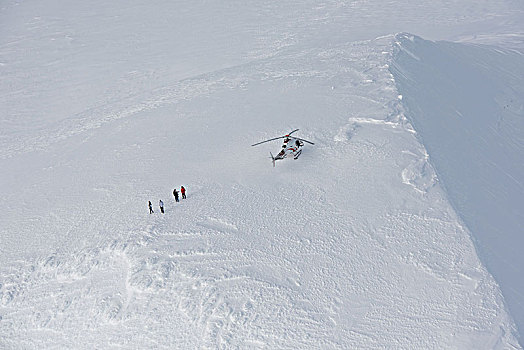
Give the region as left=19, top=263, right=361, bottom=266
left=1, top=31, right=520, bottom=349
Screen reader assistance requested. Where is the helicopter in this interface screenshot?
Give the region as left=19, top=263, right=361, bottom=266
left=251, top=129, right=314, bottom=167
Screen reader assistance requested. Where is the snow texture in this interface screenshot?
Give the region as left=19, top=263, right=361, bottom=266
left=1, top=0, right=523, bottom=348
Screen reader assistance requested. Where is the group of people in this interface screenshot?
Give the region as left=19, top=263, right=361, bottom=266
left=148, top=186, right=187, bottom=214
left=172, top=186, right=187, bottom=202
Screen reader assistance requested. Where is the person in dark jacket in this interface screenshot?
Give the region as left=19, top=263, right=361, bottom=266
left=173, top=188, right=179, bottom=202
left=181, top=186, right=186, bottom=199
left=148, top=201, right=154, bottom=214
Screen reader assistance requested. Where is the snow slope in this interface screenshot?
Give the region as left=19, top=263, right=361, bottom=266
left=391, top=33, right=524, bottom=344
left=1, top=0, right=523, bottom=348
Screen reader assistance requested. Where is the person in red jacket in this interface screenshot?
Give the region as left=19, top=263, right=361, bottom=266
left=180, top=186, right=186, bottom=199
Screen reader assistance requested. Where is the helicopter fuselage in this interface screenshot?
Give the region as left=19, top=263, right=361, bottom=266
left=251, top=129, right=313, bottom=166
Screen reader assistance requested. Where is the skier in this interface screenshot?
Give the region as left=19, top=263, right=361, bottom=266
left=148, top=201, right=154, bottom=214
left=181, top=186, right=186, bottom=199
left=173, top=188, right=179, bottom=202
left=159, top=199, right=164, bottom=214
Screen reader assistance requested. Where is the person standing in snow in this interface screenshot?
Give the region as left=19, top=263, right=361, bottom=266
left=148, top=201, right=154, bottom=214
left=173, top=188, right=179, bottom=202
left=180, top=186, right=186, bottom=199
left=159, top=199, right=164, bottom=213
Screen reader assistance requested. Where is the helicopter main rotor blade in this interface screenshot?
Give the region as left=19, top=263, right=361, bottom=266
left=251, top=135, right=286, bottom=147
left=294, top=137, right=315, bottom=145
left=287, top=129, right=299, bottom=136
left=251, top=129, right=309, bottom=146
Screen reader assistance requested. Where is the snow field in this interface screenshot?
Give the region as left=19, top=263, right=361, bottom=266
left=1, top=34, right=519, bottom=348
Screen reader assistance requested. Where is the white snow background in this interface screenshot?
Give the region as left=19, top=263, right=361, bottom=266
left=1, top=0, right=523, bottom=348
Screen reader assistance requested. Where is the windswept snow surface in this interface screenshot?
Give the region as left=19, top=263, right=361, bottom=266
left=1, top=0, right=523, bottom=349
left=391, top=34, right=524, bottom=345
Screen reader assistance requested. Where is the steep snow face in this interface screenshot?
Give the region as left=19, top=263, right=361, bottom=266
left=391, top=34, right=524, bottom=345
